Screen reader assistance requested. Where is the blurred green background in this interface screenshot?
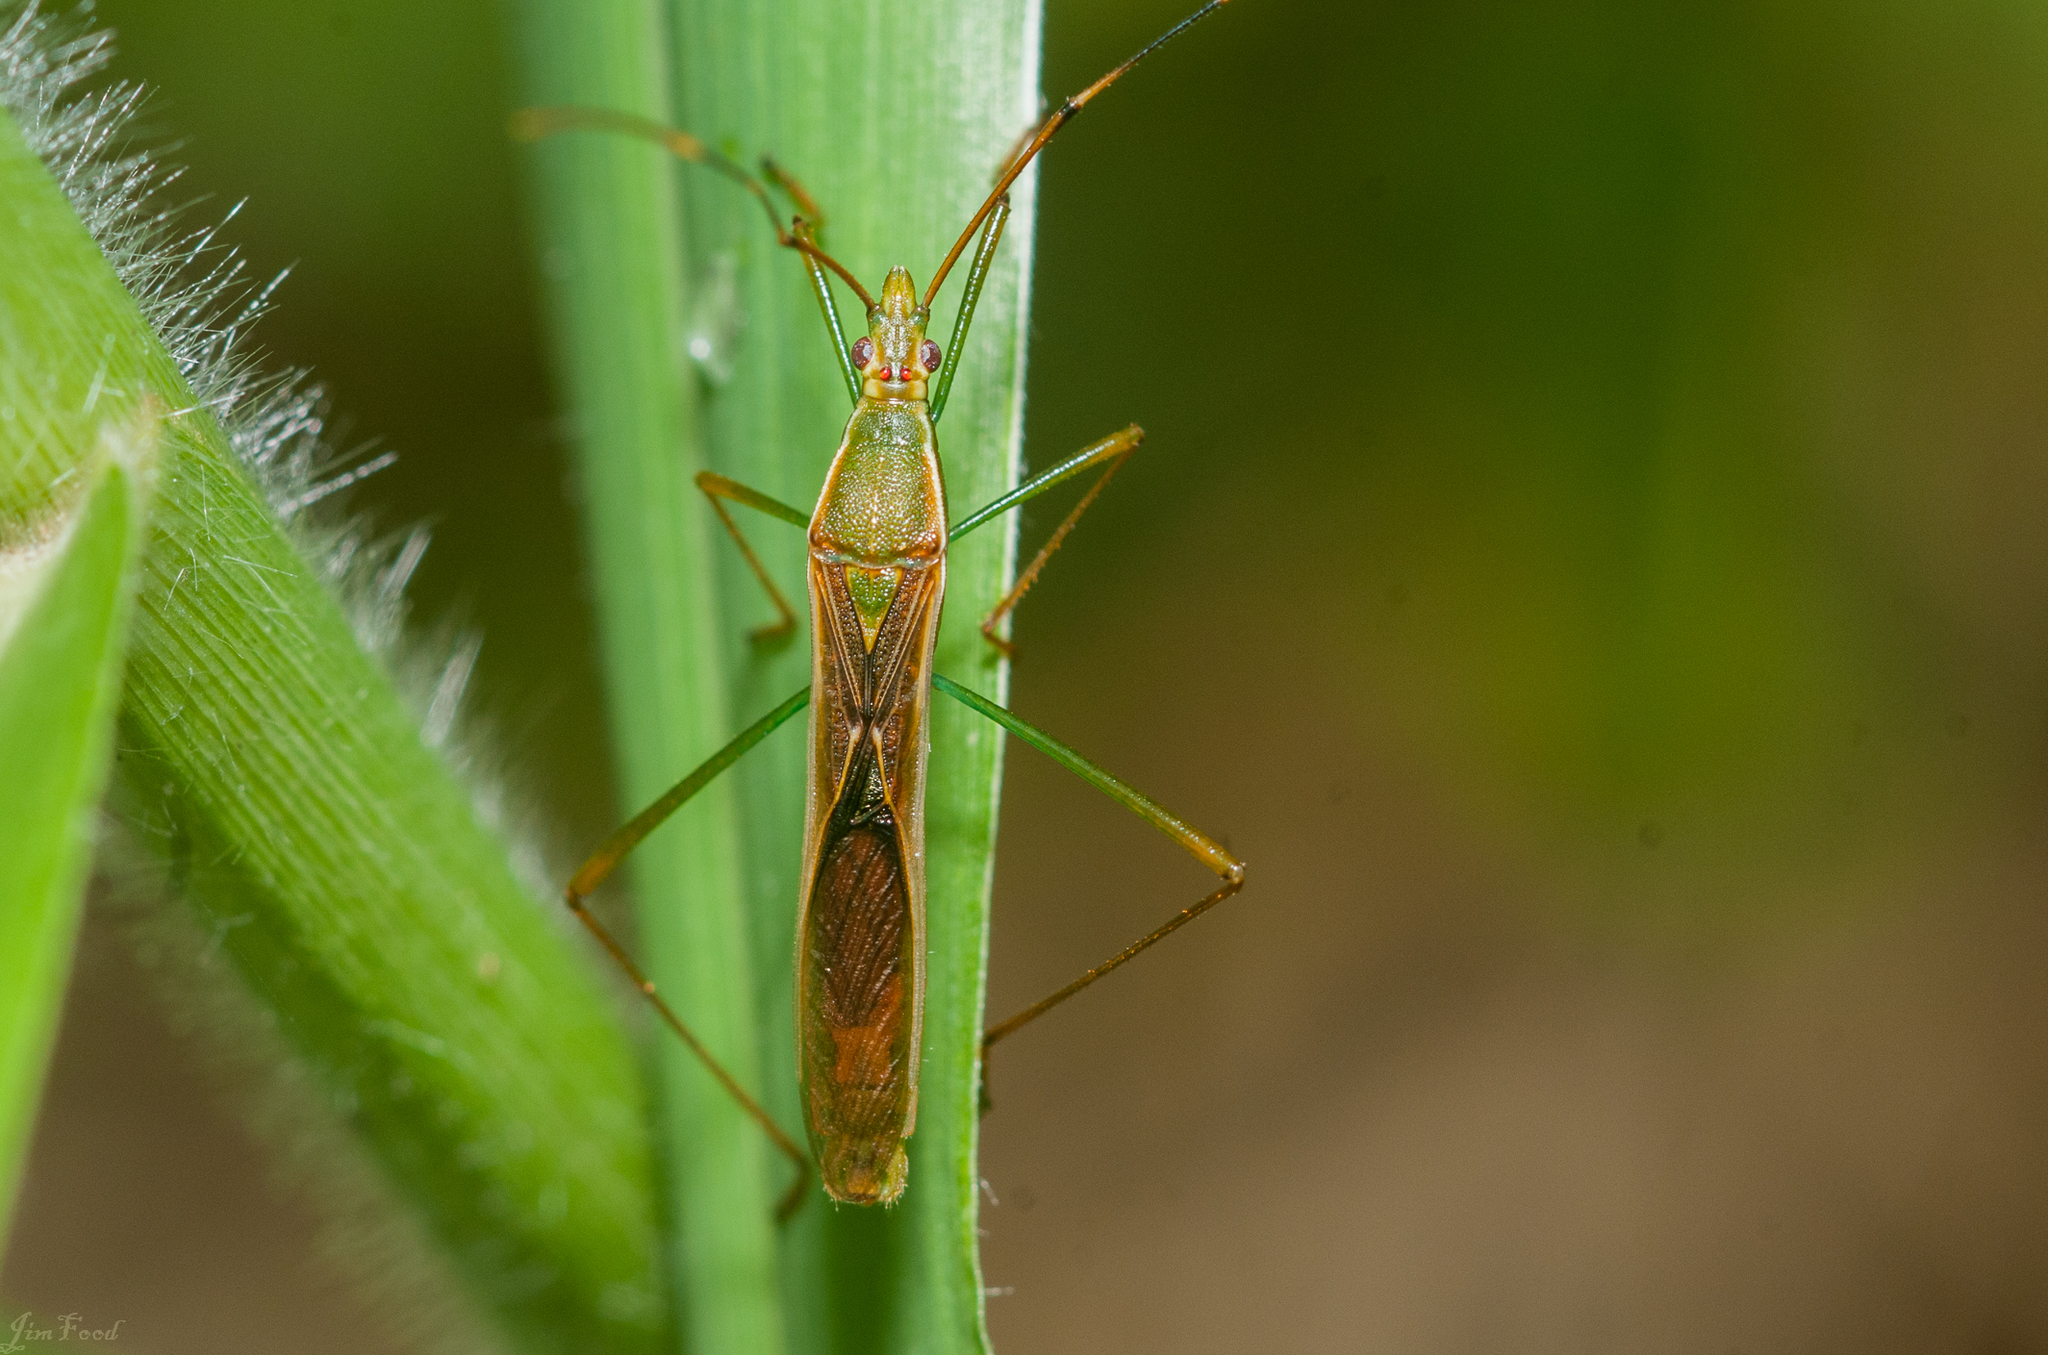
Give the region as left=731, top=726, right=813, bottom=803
left=8, top=0, right=2048, bottom=1350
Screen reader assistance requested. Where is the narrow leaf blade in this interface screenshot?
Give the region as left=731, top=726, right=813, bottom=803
left=0, top=444, right=151, bottom=1238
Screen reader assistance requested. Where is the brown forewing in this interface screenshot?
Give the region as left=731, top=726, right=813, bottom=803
left=794, top=556, right=944, bottom=1198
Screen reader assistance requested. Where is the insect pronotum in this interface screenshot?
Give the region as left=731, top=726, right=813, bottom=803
left=518, top=0, right=1246, bottom=1214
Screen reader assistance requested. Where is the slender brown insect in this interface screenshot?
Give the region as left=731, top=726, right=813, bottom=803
left=520, top=0, right=1246, bottom=1214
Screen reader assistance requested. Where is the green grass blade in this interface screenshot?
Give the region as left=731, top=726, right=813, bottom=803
left=508, top=0, right=1038, bottom=1349
left=0, top=433, right=153, bottom=1240
left=669, top=5, right=1036, bottom=1352
left=0, top=85, right=664, bottom=1355
left=505, top=3, right=783, bottom=1352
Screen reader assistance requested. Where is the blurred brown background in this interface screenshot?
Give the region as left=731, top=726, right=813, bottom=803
left=7, top=0, right=2048, bottom=1350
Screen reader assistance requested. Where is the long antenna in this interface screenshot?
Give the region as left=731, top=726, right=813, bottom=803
left=513, top=106, right=877, bottom=310
left=922, top=0, right=1233, bottom=308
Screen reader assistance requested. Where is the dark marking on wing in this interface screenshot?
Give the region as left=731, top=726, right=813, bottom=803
left=801, top=744, right=916, bottom=1201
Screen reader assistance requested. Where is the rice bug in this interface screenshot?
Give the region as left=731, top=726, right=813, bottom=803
left=517, top=0, right=1245, bottom=1215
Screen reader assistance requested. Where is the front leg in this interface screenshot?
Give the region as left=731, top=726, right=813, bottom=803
left=696, top=471, right=808, bottom=647
left=949, top=424, right=1146, bottom=657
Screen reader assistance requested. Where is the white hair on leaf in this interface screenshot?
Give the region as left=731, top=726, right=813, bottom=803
left=0, top=1, right=554, bottom=901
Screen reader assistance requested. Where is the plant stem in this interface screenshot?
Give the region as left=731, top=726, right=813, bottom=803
left=505, top=1, right=783, bottom=1350
left=0, top=101, right=664, bottom=1355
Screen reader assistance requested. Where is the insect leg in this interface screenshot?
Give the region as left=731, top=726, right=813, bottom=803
left=946, top=425, right=1145, bottom=655
left=929, top=196, right=1011, bottom=425
left=511, top=106, right=877, bottom=309
left=695, top=471, right=808, bottom=647
left=795, top=228, right=861, bottom=405
left=565, top=685, right=815, bottom=1218
left=759, top=155, right=828, bottom=228
left=930, top=676, right=1246, bottom=1101
left=765, top=190, right=860, bottom=402
left=949, top=424, right=1142, bottom=542
left=695, top=147, right=861, bottom=402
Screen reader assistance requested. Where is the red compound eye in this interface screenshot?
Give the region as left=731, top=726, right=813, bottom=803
left=851, top=337, right=873, bottom=368
left=921, top=339, right=942, bottom=372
